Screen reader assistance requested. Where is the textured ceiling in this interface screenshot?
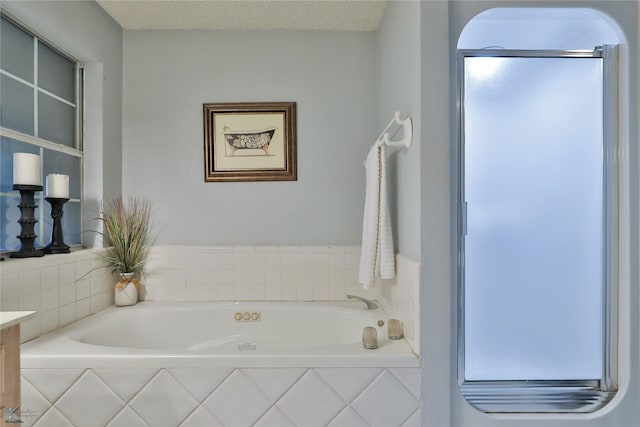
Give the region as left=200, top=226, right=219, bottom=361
left=96, top=0, right=387, bottom=31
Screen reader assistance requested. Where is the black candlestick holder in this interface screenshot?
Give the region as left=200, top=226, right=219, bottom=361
left=43, top=197, right=71, bottom=254
left=10, top=184, right=44, bottom=258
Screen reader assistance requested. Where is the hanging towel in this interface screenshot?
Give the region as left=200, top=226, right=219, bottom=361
left=358, top=143, right=395, bottom=289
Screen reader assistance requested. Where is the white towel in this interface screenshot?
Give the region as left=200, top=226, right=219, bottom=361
left=358, top=143, right=395, bottom=289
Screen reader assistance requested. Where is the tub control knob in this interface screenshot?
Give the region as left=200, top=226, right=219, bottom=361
left=234, top=312, right=243, bottom=321
left=363, top=326, right=378, bottom=349
left=251, top=312, right=260, bottom=321
left=243, top=312, right=251, bottom=321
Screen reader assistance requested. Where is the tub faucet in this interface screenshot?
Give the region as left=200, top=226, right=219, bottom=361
left=346, top=294, right=378, bottom=309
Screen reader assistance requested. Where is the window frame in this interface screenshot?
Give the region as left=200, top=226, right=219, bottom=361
left=0, top=12, right=84, bottom=253
left=456, top=47, right=619, bottom=413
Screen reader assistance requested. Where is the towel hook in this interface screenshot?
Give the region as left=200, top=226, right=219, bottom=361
left=376, top=111, right=412, bottom=149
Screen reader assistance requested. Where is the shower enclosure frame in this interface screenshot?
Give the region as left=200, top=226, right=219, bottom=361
left=456, top=46, right=619, bottom=413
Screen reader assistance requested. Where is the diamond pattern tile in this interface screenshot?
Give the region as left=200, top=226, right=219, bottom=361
left=21, top=366, right=423, bottom=427
left=243, top=368, right=306, bottom=402
left=254, top=406, right=296, bottom=427
left=179, top=406, right=223, bottom=427
left=277, top=370, right=346, bottom=427
left=401, top=409, right=422, bottom=427
left=328, top=406, right=370, bottom=427
left=107, top=407, right=149, bottom=427
left=94, top=369, right=159, bottom=403
left=351, top=370, right=419, bottom=427
left=55, top=370, right=125, bottom=427
left=316, top=367, right=382, bottom=402
left=168, top=368, right=233, bottom=401
left=389, top=368, right=421, bottom=399
left=21, top=377, right=56, bottom=426
left=203, top=370, right=273, bottom=427
left=129, top=370, right=199, bottom=427
left=32, top=407, right=73, bottom=427
left=22, top=369, right=85, bottom=404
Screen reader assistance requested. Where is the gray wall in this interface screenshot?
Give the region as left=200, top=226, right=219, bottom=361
left=1, top=0, right=123, bottom=246
left=375, top=0, right=422, bottom=261
left=122, top=30, right=376, bottom=245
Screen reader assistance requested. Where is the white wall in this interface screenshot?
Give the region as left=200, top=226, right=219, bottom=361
left=375, top=0, right=421, bottom=261
left=122, top=30, right=376, bottom=246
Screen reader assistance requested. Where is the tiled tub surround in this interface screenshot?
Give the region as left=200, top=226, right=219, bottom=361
left=143, top=245, right=420, bottom=353
left=0, top=250, right=114, bottom=343
left=20, top=302, right=420, bottom=427
left=20, top=367, right=421, bottom=427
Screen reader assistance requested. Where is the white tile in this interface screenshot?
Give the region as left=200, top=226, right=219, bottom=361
left=40, top=265, right=60, bottom=290
left=276, top=370, right=346, bottom=427
left=75, top=298, right=90, bottom=319
left=316, top=368, right=382, bottom=403
left=233, top=268, right=249, bottom=286
left=186, top=285, right=203, bottom=301
left=40, top=286, right=59, bottom=312
left=254, top=406, right=295, bottom=427
left=328, top=406, right=369, bottom=427
left=243, top=368, right=306, bottom=402
left=249, top=268, right=266, bottom=286
left=280, top=254, right=298, bottom=269
left=93, top=368, right=159, bottom=402
left=40, top=309, right=59, bottom=334
left=22, top=370, right=85, bottom=404
left=21, top=376, right=54, bottom=426
left=351, top=370, right=420, bottom=427
left=59, top=263, right=75, bottom=284
left=299, top=246, right=323, bottom=254
left=20, top=316, right=40, bottom=342
left=202, top=370, right=272, bottom=427
left=19, top=269, right=40, bottom=295
left=401, top=409, right=422, bottom=427
left=179, top=406, right=223, bottom=427
left=278, top=246, right=300, bottom=253
left=1, top=297, right=18, bottom=310
left=55, top=370, right=125, bottom=427
left=59, top=303, right=75, bottom=326
left=168, top=368, right=233, bottom=402
left=19, top=291, right=40, bottom=311
left=59, top=282, right=75, bottom=305
left=75, top=279, right=90, bottom=300
left=389, top=368, right=421, bottom=400
left=32, top=407, right=73, bottom=427
left=107, top=407, right=149, bottom=427
left=298, top=254, right=314, bottom=270
left=329, top=254, right=346, bottom=270
left=313, top=253, right=329, bottom=270
left=1, top=272, right=19, bottom=299
left=74, top=260, right=91, bottom=281
left=255, top=245, right=279, bottom=254
left=129, top=370, right=199, bottom=427
left=264, top=253, right=280, bottom=268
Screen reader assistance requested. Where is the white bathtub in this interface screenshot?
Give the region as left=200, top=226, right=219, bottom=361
left=21, top=301, right=418, bottom=369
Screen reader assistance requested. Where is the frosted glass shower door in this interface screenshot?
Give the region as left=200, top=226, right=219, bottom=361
left=461, top=55, right=605, bottom=381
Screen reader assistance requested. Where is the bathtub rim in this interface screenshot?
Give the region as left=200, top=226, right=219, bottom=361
left=20, top=301, right=420, bottom=369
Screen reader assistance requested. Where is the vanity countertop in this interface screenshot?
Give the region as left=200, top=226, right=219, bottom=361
left=0, top=311, right=36, bottom=331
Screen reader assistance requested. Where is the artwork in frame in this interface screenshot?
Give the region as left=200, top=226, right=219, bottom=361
left=203, top=102, right=297, bottom=182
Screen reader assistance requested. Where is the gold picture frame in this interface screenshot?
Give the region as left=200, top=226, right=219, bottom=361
left=203, top=102, right=297, bottom=182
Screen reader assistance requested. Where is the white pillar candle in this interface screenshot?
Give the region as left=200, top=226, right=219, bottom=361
left=45, top=174, right=70, bottom=199
left=13, top=153, right=42, bottom=186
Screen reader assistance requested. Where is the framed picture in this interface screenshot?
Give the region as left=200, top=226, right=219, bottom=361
left=203, top=102, right=297, bottom=182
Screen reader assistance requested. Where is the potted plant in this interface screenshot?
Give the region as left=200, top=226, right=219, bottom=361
left=96, top=196, right=153, bottom=306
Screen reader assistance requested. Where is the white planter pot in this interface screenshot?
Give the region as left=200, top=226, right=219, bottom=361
left=115, top=273, right=138, bottom=306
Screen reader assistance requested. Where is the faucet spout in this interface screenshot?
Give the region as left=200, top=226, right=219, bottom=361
left=346, top=294, right=378, bottom=309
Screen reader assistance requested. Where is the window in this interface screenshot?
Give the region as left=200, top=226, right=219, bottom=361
left=457, top=47, right=618, bottom=412
left=0, top=14, right=83, bottom=252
